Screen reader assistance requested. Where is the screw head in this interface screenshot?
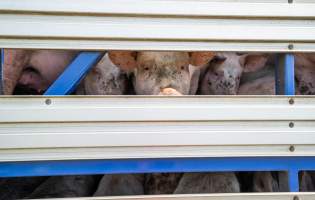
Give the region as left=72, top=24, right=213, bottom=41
left=289, top=145, right=295, bottom=152
left=288, top=44, right=294, bottom=50
left=289, top=98, right=294, bottom=105
left=45, top=99, right=52, bottom=105
left=293, top=196, right=299, bottom=200
left=289, top=122, right=294, bottom=128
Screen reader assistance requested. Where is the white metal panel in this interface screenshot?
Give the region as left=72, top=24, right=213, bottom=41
left=1, top=0, right=315, bottom=18
left=27, top=193, right=315, bottom=200
left=0, top=96, right=314, bottom=122
left=0, top=0, right=315, bottom=51
left=0, top=96, right=315, bottom=161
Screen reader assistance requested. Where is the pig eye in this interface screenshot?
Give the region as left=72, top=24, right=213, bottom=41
left=144, top=67, right=149, bottom=71
left=181, top=66, right=185, bottom=70
left=214, top=72, right=218, bottom=76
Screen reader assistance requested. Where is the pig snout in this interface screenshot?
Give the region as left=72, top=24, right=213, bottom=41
left=158, top=88, right=182, bottom=96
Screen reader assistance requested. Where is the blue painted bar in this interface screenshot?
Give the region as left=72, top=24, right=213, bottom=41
left=44, top=51, right=103, bottom=95
left=284, top=54, right=295, bottom=95
left=275, top=54, right=295, bottom=95
left=288, top=169, right=299, bottom=192
left=1, top=157, right=315, bottom=181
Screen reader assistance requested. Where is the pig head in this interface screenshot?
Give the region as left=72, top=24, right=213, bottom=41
left=109, top=51, right=211, bottom=95
left=199, top=53, right=268, bottom=95
left=76, top=53, right=128, bottom=95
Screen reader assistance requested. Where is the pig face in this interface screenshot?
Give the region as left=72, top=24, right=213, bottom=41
left=200, top=53, right=268, bottom=95
left=109, top=51, right=208, bottom=95
left=134, top=52, right=190, bottom=95
left=79, top=53, right=128, bottom=95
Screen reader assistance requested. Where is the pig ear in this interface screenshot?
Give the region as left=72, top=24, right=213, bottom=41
left=240, top=54, right=268, bottom=73
left=189, top=64, right=200, bottom=95
left=189, top=52, right=216, bottom=66
left=108, top=51, right=137, bottom=73
left=3, top=49, right=31, bottom=95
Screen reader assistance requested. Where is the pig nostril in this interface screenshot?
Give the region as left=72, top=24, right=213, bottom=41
left=208, top=82, right=212, bottom=86
left=214, top=72, right=218, bottom=76
left=144, top=67, right=149, bottom=71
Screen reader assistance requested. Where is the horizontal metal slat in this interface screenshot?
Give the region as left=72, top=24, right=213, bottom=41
left=0, top=0, right=315, bottom=51
left=0, top=96, right=314, bottom=122
left=1, top=0, right=315, bottom=18
left=26, top=193, right=315, bottom=200
left=0, top=97, right=315, bottom=161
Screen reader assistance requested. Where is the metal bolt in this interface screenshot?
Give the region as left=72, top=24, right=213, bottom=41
left=288, top=0, right=293, bottom=3
left=289, top=122, right=294, bottom=128
left=293, top=196, right=299, bottom=200
left=45, top=99, right=51, bottom=105
left=288, top=44, right=294, bottom=50
left=289, top=145, right=295, bottom=152
left=289, top=98, right=294, bottom=105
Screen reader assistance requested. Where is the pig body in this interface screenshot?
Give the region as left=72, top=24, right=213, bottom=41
left=0, top=177, right=47, bottom=200
left=295, top=53, right=315, bottom=95
left=28, top=175, right=99, bottom=199
left=238, top=63, right=275, bottom=95
left=94, top=174, right=144, bottom=196
left=3, top=50, right=77, bottom=95
left=144, top=173, right=183, bottom=195
left=174, top=172, right=240, bottom=194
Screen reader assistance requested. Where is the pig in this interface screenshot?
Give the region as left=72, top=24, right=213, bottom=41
left=27, top=175, right=99, bottom=199
left=295, top=53, right=315, bottom=95
left=199, top=52, right=268, bottom=95
left=238, top=54, right=275, bottom=95
left=300, top=171, right=315, bottom=192
left=144, top=173, right=183, bottom=195
left=174, top=172, right=240, bottom=194
left=108, top=51, right=207, bottom=95
left=3, top=49, right=30, bottom=95
left=0, top=177, right=47, bottom=200
left=3, top=49, right=77, bottom=95
left=252, top=172, right=288, bottom=192
left=94, top=174, right=144, bottom=196
left=76, top=53, right=128, bottom=95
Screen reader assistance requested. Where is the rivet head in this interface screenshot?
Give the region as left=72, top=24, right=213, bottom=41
left=289, top=98, right=294, bottom=105
left=288, top=44, right=294, bottom=50
left=289, top=145, right=295, bottom=152
left=293, top=196, right=299, bottom=200
left=289, top=122, right=294, bottom=128
left=45, top=99, right=52, bottom=105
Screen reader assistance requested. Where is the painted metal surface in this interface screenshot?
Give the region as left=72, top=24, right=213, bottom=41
left=44, top=52, right=103, bottom=95
left=275, top=54, right=295, bottom=95
left=0, top=1, right=315, bottom=51
left=22, top=193, right=315, bottom=200
left=1, top=157, right=315, bottom=191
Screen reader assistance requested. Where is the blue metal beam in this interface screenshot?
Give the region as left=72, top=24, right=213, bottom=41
left=0, top=157, right=314, bottom=180
left=275, top=54, right=295, bottom=95
left=44, top=51, right=104, bottom=95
